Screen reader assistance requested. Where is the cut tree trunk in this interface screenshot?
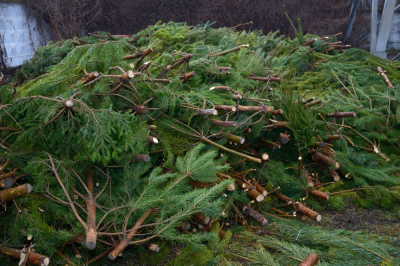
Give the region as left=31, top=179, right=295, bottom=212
left=0, top=178, right=14, bottom=189
left=85, top=172, right=97, bottom=250
left=243, top=206, right=268, bottom=226
left=308, top=190, right=329, bottom=200
left=0, top=183, right=33, bottom=204
left=0, top=245, right=50, bottom=266
left=299, top=253, right=319, bottom=266
left=108, top=209, right=154, bottom=260
left=312, top=152, right=340, bottom=169
left=245, top=76, right=281, bottom=82
left=236, top=105, right=274, bottom=113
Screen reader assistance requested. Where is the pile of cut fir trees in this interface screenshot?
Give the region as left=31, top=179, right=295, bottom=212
left=0, top=20, right=400, bottom=265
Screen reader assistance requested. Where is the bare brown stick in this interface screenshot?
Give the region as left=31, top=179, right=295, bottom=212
left=0, top=168, right=18, bottom=180
left=312, top=152, right=340, bottom=169
left=108, top=209, right=154, bottom=260
left=377, top=67, right=395, bottom=88
left=157, top=53, right=193, bottom=78
left=245, top=76, right=281, bottom=82
left=200, top=136, right=261, bottom=163
left=134, top=154, right=150, bottom=162
left=179, top=71, right=196, bottom=81
left=215, top=105, right=236, bottom=112
left=71, top=243, right=82, bottom=259
left=81, top=70, right=100, bottom=84
left=279, top=133, right=290, bottom=145
left=326, top=112, right=356, bottom=118
left=328, top=168, right=341, bottom=181
left=209, top=86, right=243, bottom=99
left=275, top=193, right=321, bottom=221
left=208, top=45, right=249, bottom=58
left=303, top=99, right=322, bottom=109
left=227, top=134, right=245, bottom=145
left=325, top=135, right=342, bottom=141
left=236, top=105, right=274, bottom=113
left=122, top=47, right=153, bottom=60
left=271, top=109, right=283, bottom=115
left=299, top=253, right=319, bottom=266
left=209, top=119, right=237, bottom=127
left=85, top=172, right=97, bottom=250
left=0, top=245, right=50, bottom=266
left=251, top=180, right=268, bottom=197
left=308, top=190, right=329, bottom=200
left=0, top=183, right=33, bottom=204
left=243, top=206, right=268, bottom=226
left=304, top=171, right=314, bottom=187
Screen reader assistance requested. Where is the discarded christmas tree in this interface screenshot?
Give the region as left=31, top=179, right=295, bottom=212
left=0, top=21, right=399, bottom=265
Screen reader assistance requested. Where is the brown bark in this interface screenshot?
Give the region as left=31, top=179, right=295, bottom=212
left=209, top=119, right=237, bottom=127
left=200, top=137, right=262, bottom=163
left=207, top=45, right=249, bottom=58
left=325, top=135, right=342, bottom=141
left=88, top=249, right=113, bottom=264
left=0, top=183, right=33, bottom=204
left=177, top=222, right=191, bottom=231
left=251, top=181, right=268, bottom=197
left=0, top=245, right=50, bottom=266
left=303, top=99, right=322, bottom=109
left=81, top=71, right=100, bottom=84
left=122, top=47, right=153, bottom=60
left=219, top=229, right=227, bottom=239
left=324, top=47, right=335, bottom=53
left=0, top=178, right=14, bottom=189
left=279, top=133, right=290, bottom=145
left=71, top=243, right=83, bottom=259
left=198, top=221, right=213, bottom=232
left=134, top=154, right=151, bottom=162
left=304, top=171, right=314, bottom=187
left=85, top=172, right=97, bottom=250
left=275, top=193, right=321, bottom=221
left=0, top=127, right=20, bottom=132
left=267, top=186, right=281, bottom=194
left=308, top=189, right=329, bottom=200
left=0, top=168, right=18, bottom=181
left=194, top=213, right=210, bottom=225
left=245, top=76, right=281, bottom=82
left=295, top=202, right=321, bottom=221
left=144, top=242, right=160, bottom=252
left=236, top=105, right=274, bottom=113
left=261, top=138, right=281, bottom=149
left=377, top=67, right=395, bottom=88
left=247, top=187, right=264, bottom=202
left=228, top=134, right=245, bottom=144
left=157, top=53, right=193, bottom=78
left=179, top=71, right=196, bottom=81
left=299, top=253, right=319, bottom=266
left=108, top=209, right=153, bottom=260
left=312, top=152, right=340, bottom=169
left=328, top=168, right=341, bottom=182
left=215, top=105, right=236, bottom=112
left=195, top=108, right=218, bottom=116
left=72, top=234, right=86, bottom=245
left=209, top=86, right=243, bottom=99
left=267, top=120, right=290, bottom=128
left=243, top=206, right=268, bottom=226
left=326, top=111, right=356, bottom=118
left=313, top=142, right=326, bottom=148
left=271, top=109, right=283, bottom=115
left=148, top=136, right=159, bottom=144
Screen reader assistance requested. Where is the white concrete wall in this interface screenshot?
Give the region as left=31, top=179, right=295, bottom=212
left=0, top=2, right=48, bottom=67
left=388, top=12, right=400, bottom=50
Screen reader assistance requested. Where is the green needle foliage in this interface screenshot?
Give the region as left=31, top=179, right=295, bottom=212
left=0, top=21, right=400, bottom=265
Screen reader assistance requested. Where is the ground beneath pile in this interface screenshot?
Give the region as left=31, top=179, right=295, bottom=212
left=104, top=204, right=400, bottom=265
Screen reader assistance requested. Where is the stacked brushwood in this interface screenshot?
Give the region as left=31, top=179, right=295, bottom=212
left=0, top=22, right=400, bottom=265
